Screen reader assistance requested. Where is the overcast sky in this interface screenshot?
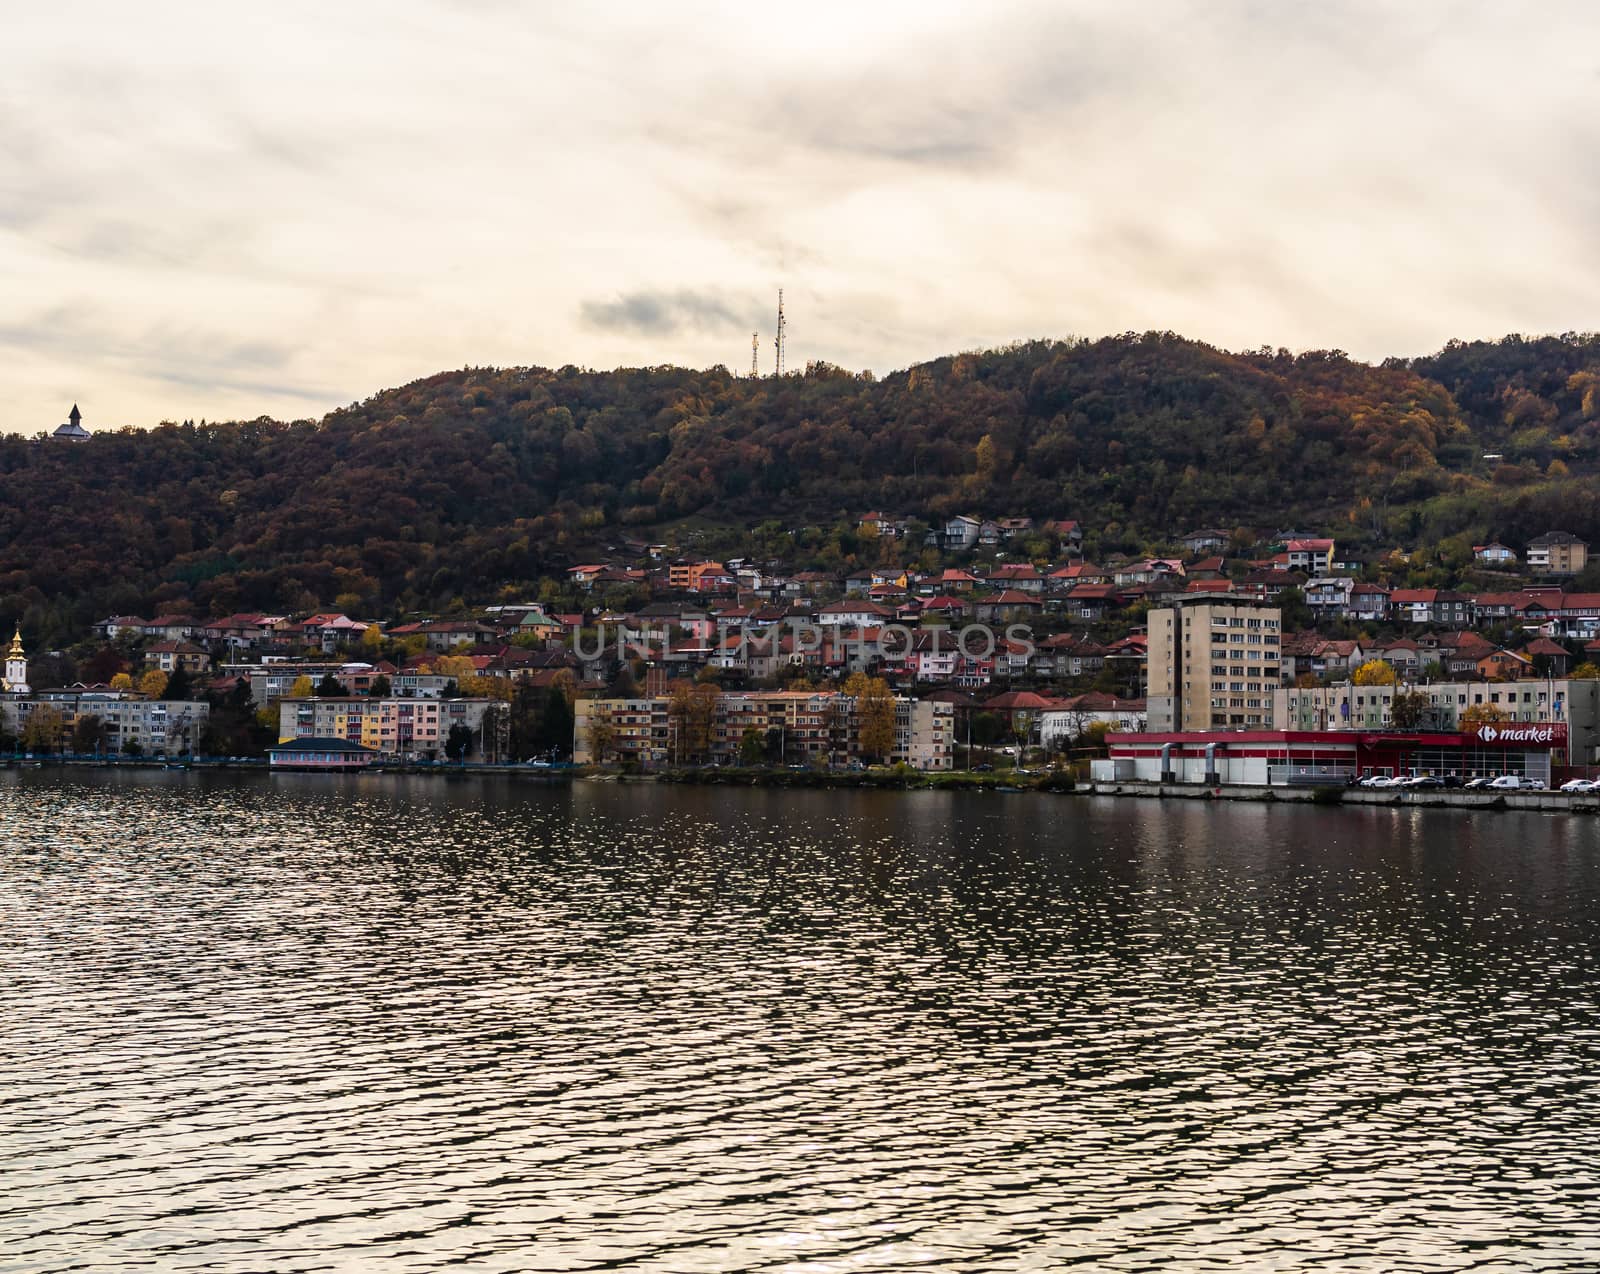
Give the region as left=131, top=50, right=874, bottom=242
left=2, top=1, right=1597, bottom=433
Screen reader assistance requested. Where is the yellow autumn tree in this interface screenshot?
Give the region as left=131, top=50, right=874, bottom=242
left=1461, top=703, right=1509, bottom=725
left=138, top=669, right=168, bottom=698
left=110, top=672, right=134, bottom=691
left=845, top=673, right=896, bottom=761
left=1351, top=660, right=1396, bottom=686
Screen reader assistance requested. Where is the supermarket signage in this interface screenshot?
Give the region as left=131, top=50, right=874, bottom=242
left=1465, top=722, right=1566, bottom=746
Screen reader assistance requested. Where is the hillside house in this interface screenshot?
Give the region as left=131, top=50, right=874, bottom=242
left=1527, top=532, right=1588, bottom=576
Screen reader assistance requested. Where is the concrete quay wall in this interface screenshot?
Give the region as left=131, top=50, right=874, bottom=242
left=1087, top=781, right=1599, bottom=814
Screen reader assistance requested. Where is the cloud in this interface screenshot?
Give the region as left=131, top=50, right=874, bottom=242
left=581, top=290, right=749, bottom=338
left=1, top=0, right=1599, bottom=430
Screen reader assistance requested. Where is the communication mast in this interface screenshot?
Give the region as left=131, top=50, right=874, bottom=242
left=751, top=332, right=759, bottom=378
left=774, top=289, right=786, bottom=377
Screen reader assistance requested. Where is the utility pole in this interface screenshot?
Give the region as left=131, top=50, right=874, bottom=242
left=774, top=289, right=786, bottom=378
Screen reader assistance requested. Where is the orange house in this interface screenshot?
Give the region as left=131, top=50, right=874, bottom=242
left=1476, top=649, right=1533, bottom=681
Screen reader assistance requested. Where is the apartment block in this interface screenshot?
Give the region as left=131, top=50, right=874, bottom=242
left=572, top=691, right=955, bottom=769
left=1273, top=678, right=1600, bottom=764
left=278, top=696, right=510, bottom=761
left=1527, top=532, right=1589, bottom=576
left=1, top=691, right=209, bottom=755
left=1146, top=595, right=1283, bottom=731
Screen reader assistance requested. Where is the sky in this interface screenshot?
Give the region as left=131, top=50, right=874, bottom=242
left=2, top=0, right=1598, bottom=433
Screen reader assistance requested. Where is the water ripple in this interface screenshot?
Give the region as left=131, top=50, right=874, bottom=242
left=2, top=772, right=1600, bottom=1270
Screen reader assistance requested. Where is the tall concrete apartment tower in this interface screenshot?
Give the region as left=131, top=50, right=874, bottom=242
left=1146, top=595, right=1283, bottom=731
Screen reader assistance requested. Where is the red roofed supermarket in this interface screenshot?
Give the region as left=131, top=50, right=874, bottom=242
left=1099, top=725, right=1569, bottom=787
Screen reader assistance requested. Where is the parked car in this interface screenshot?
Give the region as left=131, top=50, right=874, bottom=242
left=1404, top=775, right=1443, bottom=788
left=1357, top=774, right=1391, bottom=787
left=1560, top=778, right=1598, bottom=793
left=1489, top=775, right=1542, bottom=790
left=1464, top=775, right=1496, bottom=789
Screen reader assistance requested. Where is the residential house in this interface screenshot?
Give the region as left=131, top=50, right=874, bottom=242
left=95, top=616, right=149, bottom=641
left=920, top=595, right=970, bottom=623
left=1047, top=563, right=1107, bottom=592
left=917, top=568, right=981, bottom=595
left=943, top=515, right=982, bottom=551
left=1033, top=633, right=1106, bottom=680
left=196, top=613, right=284, bottom=651
left=1524, top=637, right=1573, bottom=677
left=1113, top=559, right=1185, bottom=587
left=1061, top=583, right=1122, bottom=622
left=292, top=613, right=371, bottom=654
left=143, top=641, right=211, bottom=676
left=1235, top=570, right=1306, bottom=600
left=1180, top=529, right=1230, bottom=555
left=1389, top=589, right=1472, bottom=627
left=1038, top=693, right=1147, bottom=749
left=1304, top=577, right=1355, bottom=619
left=1284, top=538, right=1335, bottom=574
left=1473, top=543, right=1519, bottom=567
left=1368, top=637, right=1422, bottom=679
left=1042, top=520, right=1084, bottom=553
left=1477, top=648, right=1533, bottom=680
left=816, top=600, right=895, bottom=630
left=1343, top=583, right=1391, bottom=623
left=988, top=563, right=1047, bottom=593
left=972, top=590, right=1045, bottom=624
left=568, top=564, right=609, bottom=589
left=388, top=619, right=501, bottom=653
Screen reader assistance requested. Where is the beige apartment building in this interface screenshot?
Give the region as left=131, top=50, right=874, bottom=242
left=278, top=696, right=510, bottom=761
left=573, top=691, right=954, bottom=769
left=1146, top=595, right=1283, bottom=731
left=1527, top=532, right=1589, bottom=576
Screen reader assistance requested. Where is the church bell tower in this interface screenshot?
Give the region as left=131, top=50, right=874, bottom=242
left=3, top=628, right=29, bottom=694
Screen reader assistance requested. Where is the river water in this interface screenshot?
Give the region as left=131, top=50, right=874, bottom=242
left=2, top=771, right=1599, bottom=1271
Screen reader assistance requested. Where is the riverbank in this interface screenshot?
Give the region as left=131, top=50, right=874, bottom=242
left=1088, top=779, right=1600, bottom=813
left=649, top=765, right=1077, bottom=792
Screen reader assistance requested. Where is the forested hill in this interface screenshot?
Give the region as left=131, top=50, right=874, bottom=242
left=3, top=331, right=1600, bottom=637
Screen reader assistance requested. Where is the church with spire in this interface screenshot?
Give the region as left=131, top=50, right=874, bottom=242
left=52, top=404, right=91, bottom=442
left=3, top=628, right=29, bottom=694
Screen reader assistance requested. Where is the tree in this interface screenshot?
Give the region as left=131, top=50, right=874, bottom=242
left=585, top=703, right=618, bottom=764
left=444, top=722, right=474, bottom=762
left=434, top=655, right=476, bottom=680
left=739, top=727, right=765, bottom=765
left=853, top=676, right=897, bottom=761
left=1352, top=659, right=1397, bottom=686
left=82, top=646, right=127, bottom=684
left=314, top=673, right=345, bottom=697
left=138, top=669, right=168, bottom=699
left=163, top=665, right=192, bottom=700
left=288, top=675, right=315, bottom=699
left=110, top=672, right=133, bottom=692
left=1571, top=662, right=1600, bottom=680
left=1461, top=703, right=1509, bottom=725
left=22, top=706, right=65, bottom=753
left=71, top=714, right=109, bottom=755
left=1389, top=689, right=1431, bottom=730
left=369, top=674, right=392, bottom=696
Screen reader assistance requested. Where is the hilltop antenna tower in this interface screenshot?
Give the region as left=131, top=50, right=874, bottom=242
left=774, top=289, right=786, bottom=377
left=751, top=332, right=759, bottom=378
